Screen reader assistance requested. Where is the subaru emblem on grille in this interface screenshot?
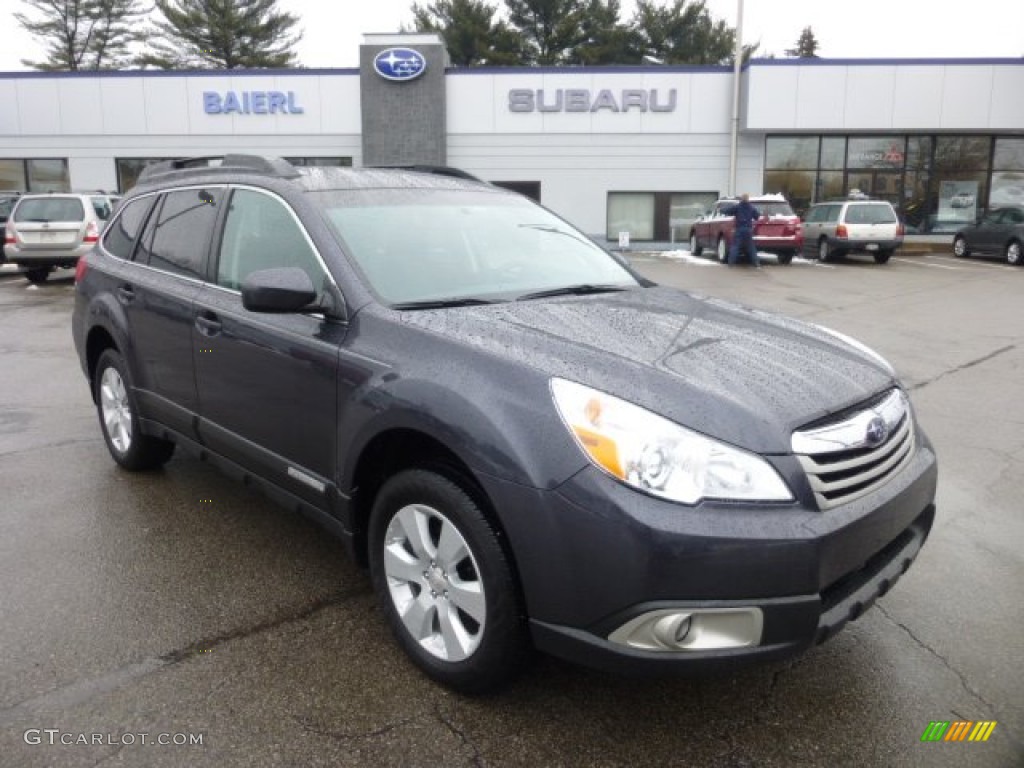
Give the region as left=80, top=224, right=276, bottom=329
left=865, top=416, right=888, bottom=447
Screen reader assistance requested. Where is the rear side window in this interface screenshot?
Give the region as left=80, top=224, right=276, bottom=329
left=102, top=197, right=153, bottom=260
left=14, top=198, right=85, bottom=222
left=143, top=188, right=223, bottom=279
left=845, top=204, right=896, bottom=224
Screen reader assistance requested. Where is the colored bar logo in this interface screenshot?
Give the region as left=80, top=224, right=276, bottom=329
left=921, top=721, right=997, bottom=742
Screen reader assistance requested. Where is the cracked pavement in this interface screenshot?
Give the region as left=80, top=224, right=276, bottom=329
left=1, top=256, right=1021, bottom=767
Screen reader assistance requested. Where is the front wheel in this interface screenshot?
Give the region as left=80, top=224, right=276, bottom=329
left=717, top=236, right=729, bottom=263
left=874, top=250, right=893, bottom=264
left=94, top=349, right=175, bottom=470
left=1006, top=240, right=1023, bottom=266
left=368, top=469, right=529, bottom=693
left=952, top=235, right=970, bottom=259
left=689, top=232, right=702, bottom=257
left=25, top=267, right=51, bottom=284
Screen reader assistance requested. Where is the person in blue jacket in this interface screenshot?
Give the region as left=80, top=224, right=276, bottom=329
left=723, top=193, right=762, bottom=267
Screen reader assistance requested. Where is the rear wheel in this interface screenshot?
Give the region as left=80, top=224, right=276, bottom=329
left=689, top=232, right=702, bottom=257
left=818, top=238, right=832, bottom=263
left=952, top=235, right=970, bottom=259
left=874, top=250, right=893, bottom=264
left=777, top=250, right=794, bottom=265
left=369, top=469, right=528, bottom=693
left=94, top=349, right=175, bottom=470
left=25, top=268, right=51, bottom=284
left=1006, top=240, right=1022, bottom=266
left=717, top=236, right=728, bottom=263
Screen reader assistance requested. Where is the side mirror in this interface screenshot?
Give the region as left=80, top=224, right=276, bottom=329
left=241, top=267, right=316, bottom=313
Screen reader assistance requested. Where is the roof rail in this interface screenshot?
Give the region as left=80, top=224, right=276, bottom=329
left=137, top=155, right=301, bottom=184
left=370, top=164, right=484, bottom=183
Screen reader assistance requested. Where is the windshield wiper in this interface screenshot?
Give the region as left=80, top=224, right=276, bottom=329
left=390, top=297, right=500, bottom=310
left=516, top=284, right=628, bottom=301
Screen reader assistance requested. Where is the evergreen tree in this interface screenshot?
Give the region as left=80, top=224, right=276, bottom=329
left=503, top=0, right=587, bottom=65
left=785, top=26, right=819, bottom=58
left=138, top=0, right=301, bottom=69
left=410, top=0, right=524, bottom=66
left=16, top=0, right=148, bottom=70
left=568, top=0, right=637, bottom=65
left=631, top=0, right=749, bottom=66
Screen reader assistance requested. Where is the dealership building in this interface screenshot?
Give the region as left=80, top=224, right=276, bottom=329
left=1, top=33, right=1022, bottom=240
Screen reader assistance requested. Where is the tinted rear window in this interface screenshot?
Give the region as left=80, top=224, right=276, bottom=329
left=845, top=204, right=897, bottom=224
left=14, top=198, right=85, bottom=222
left=102, top=197, right=153, bottom=260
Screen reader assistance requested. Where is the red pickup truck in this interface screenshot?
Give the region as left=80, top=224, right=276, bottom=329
left=689, top=194, right=803, bottom=265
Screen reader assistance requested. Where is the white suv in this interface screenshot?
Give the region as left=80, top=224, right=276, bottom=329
left=801, top=199, right=904, bottom=264
left=3, top=193, right=117, bottom=282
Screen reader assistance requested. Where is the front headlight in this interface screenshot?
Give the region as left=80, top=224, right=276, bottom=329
left=550, top=378, right=793, bottom=505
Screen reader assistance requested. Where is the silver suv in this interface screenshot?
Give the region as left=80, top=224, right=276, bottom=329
left=3, top=193, right=118, bottom=282
left=801, top=198, right=904, bottom=264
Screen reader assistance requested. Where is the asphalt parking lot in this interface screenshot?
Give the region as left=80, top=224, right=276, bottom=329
left=1, top=252, right=1021, bottom=768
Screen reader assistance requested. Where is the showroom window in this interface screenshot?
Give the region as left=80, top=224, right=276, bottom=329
left=607, top=191, right=717, bottom=242
left=990, top=137, right=1024, bottom=209
left=764, top=134, right=1013, bottom=233
left=116, top=158, right=174, bottom=192
left=0, top=158, right=70, bottom=192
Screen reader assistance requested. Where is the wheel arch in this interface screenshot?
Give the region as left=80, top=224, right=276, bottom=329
left=346, top=427, right=524, bottom=609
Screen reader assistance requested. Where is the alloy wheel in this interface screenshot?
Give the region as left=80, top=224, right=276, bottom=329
left=100, top=367, right=132, bottom=453
left=382, top=503, right=486, bottom=662
left=1007, top=241, right=1022, bottom=265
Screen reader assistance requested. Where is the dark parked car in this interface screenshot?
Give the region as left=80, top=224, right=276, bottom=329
left=952, top=206, right=1024, bottom=265
left=72, top=156, right=938, bottom=692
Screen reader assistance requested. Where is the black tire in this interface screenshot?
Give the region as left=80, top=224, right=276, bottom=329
left=716, top=236, right=729, bottom=263
left=689, top=231, right=702, bottom=257
left=777, top=250, right=794, bottom=265
left=368, top=468, right=529, bottom=694
left=874, top=250, right=892, bottom=264
left=952, top=235, right=970, bottom=259
left=25, top=268, right=51, bottom=284
left=94, top=349, right=175, bottom=471
left=1006, top=239, right=1023, bottom=266
left=817, top=238, right=832, bottom=263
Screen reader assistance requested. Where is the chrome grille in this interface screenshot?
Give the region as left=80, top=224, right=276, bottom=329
left=793, top=390, right=915, bottom=510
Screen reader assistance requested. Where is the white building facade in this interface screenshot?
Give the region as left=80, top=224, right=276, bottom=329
left=1, top=35, right=1022, bottom=240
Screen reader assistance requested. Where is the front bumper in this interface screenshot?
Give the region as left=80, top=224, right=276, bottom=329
left=478, top=437, right=937, bottom=672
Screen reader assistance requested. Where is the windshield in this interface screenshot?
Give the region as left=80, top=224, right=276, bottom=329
left=313, top=188, right=639, bottom=305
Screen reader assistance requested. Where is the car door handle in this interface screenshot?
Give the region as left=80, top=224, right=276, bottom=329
left=195, top=311, right=222, bottom=336
left=117, top=284, right=135, bottom=303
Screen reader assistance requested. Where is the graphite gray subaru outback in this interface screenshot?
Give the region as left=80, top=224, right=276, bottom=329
left=72, top=156, right=938, bottom=693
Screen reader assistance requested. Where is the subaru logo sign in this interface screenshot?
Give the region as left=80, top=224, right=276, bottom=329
left=373, top=48, right=426, bottom=82
left=865, top=416, right=889, bottom=447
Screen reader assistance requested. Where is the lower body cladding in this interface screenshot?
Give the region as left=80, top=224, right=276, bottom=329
left=478, top=442, right=937, bottom=673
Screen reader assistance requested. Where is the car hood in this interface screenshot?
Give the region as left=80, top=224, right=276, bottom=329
left=398, top=285, right=896, bottom=453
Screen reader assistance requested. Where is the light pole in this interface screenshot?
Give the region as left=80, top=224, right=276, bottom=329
left=728, top=0, right=745, bottom=197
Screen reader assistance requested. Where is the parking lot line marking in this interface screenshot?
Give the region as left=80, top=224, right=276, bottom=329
left=893, top=258, right=964, bottom=270
left=925, top=255, right=1017, bottom=271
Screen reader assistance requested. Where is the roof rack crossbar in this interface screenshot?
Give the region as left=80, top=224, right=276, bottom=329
left=137, top=155, right=300, bottom=184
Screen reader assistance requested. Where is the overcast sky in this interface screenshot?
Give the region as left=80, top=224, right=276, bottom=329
left=0, top=0, right=1020, bottom=71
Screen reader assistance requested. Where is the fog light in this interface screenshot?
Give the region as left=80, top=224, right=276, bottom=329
left=608, top=607, right=763, bottom=652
